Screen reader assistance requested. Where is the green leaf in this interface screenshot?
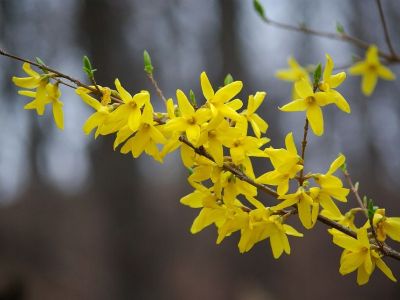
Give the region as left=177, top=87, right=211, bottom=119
left=82, top=55, right=96, bottom=78
left=367, top=198, right=378, bottom=220
left=336, top=22, right=345, bottom=34
left=340, top=162, right=347, bottom=173
left=253, top=0, right=267, bottom=21
left=313, top=63, right=322, bottom=86
left=35, top=57, right=49, bottom=74
left=35, top=57, right=46, bottom=66
left=224, top=73, right=233, bottom=85
left=187, top=167, right=193, bottom=175
left=143, top=50, right=154, bottom=74
left=189, top=89, right=197, bottom=107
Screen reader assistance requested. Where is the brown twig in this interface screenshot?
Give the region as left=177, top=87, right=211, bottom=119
left=146, top=73, right=167, bottom=103
left=376, top=0, right=397, bottom=58
left=0, top=48, right=123, bottom=104
left=261, top=15, right=399, bottom=62
left=298, top=118, right=309, bottom=185
left=343, top=169, right=389, bottom=256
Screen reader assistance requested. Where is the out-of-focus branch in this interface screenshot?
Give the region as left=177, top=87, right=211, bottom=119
left=259, top=13, right=400, bottom=62
left=376, top=0, right=397, bottom=58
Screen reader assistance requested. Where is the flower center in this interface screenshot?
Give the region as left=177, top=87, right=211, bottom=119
left=305, top=96, right=316, bottom=104
left=187, top=116, right=196, bottom=125
left=368, top=64, right=378, bottom=72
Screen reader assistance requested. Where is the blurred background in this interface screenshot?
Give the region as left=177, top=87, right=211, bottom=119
left=0, top=0, right=400, bottom=299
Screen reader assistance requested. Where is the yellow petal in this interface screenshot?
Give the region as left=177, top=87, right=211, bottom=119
left=285, top=132, right=297, bottom=155
left=213, top=81, right=243, bottom=104
left=200, top=72, right=214, bottom=100
left=294, top=79, right=313, bottom=98
left=356, top=263, right=371, bottom=285
left=12, top=77, right=40, bottom=89
left=329, top=90, right=350, bottom=113
left=306, top=104, right=324, bottom=136
left=327, top=153, right=345, bottom=175
left=176, top=89, right=194, bottom=116
left=339, top=251, right=365, bottom=275
left=377, top=65, right=396, bottom=80
left=114, top=78, right=132, bottom=103
left=52, top=101, right=64, bottom=130
left=270, top=233, right=284, bottom=259
left=186, top=124, right=201, bottom=145
left=348, top=62, right=367, bottom=75
left=323, top=54, right=334, bottom=81
left=375, top=258, right=397, bottom=282
left=329, top=72, right=346, bottom=88
left=362, top=72, right=378, bottom=96
left=385, top=218, right=400, bottom=241
left=279, top=99, right=307, bottom=112
left=366, top=45, right=379, bottom=65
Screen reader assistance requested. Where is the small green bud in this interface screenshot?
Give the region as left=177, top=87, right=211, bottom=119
left=35, top=57, right=48, bottom=73
left=367, top=198, right=378, bottom=220
left=336, top=22, right=345, bottom=34
left=224, top=73, right=234, bottom=85
left=340, top=162, right=347, bottom=173
left=187, top=167, right=194, bottom=175
left=253, top=0, right=267, bottom=21
left=82, top=55, right=97, bottom=78
left=313, top=63, right=322, bottom=86
left=189, top=89, right=197, bottom=107
left=143, top=50, right=154, bottom=74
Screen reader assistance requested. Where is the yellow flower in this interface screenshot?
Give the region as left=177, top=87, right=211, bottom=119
left=119, top=102, right=166, bottom=161
left=241, top=92, right=269, bottom=138
left=276, top=56, right=310, bottom=82
left=76, top=86, right=115, bottom=137
left=329, top=227, right=397, bottom=285
left=372, top=208, right=400, bottom=242
left=108, top=79, right=149, bottom=131
left=256, top=132, right=303, bottom=195
left=275, top=56, right=310, bottom=99
left=279, top=79, right=330, bottom=136
left=349, top=45, right=396, bottom=96
left=14, top=63, right=50, bottom=116
left=12, top=63, right=43, bottom=89
left=180, top=183, right=231, bottom=234
left=321, top=208, right=358, bottom=232
left=273, top=187, right=319, bottom=229
left=163, top=89, right=211, bottom=145
left=222, top=121, right=268, bottom=166
left=197, top=119, right=241, bottom=166
left=312, top=154, right=349, bottom=213
left=45, top=83, right=64, bottom=130
left=226, top=198, right=303, bottom=257
left=200, top=71, right=243, bottom=120
left=19, top=82, right=64, bottom=129
left=319, top=54, right=350, bottom=113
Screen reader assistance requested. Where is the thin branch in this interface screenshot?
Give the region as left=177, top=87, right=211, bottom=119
left=344, top=169, right=389, bottom=256
left=261, top=15, right=399, bottom=62
left=343, top=170, right=366, bottom=214
left=376, top=0, right=397, bottom=57
left=298, top=118, right=309, bottom=185
left=178, top=136, right=278, bottom=198
left=146, top=73, right=167, bottom=103
left=0, top=49, right=123, bottom=104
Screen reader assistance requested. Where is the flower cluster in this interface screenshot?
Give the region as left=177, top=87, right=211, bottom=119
left=10, top=51, right=400, bottom=286
left=13, top=63, right=64, bottom=129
